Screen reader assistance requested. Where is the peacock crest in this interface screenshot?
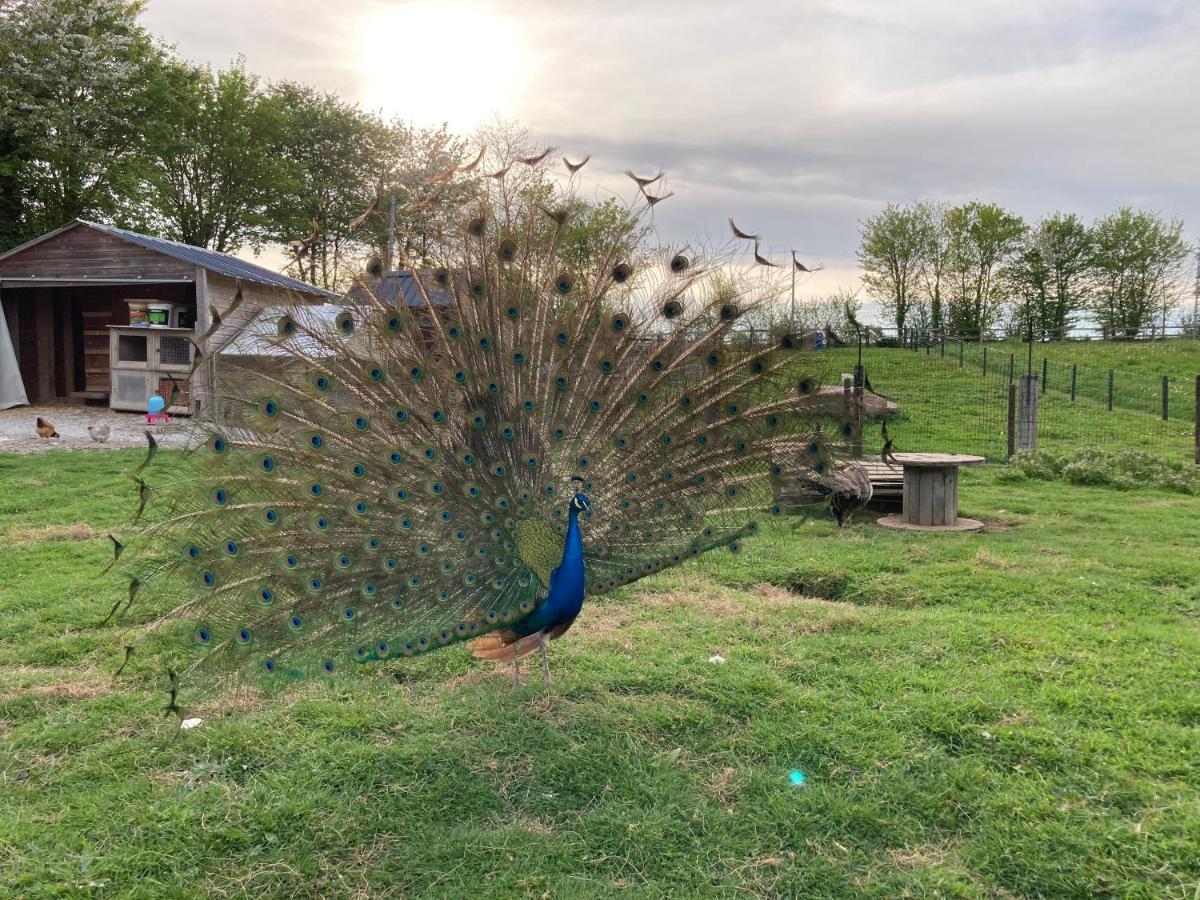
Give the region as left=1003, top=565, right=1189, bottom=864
left=116, top=149, right=848, bottom=700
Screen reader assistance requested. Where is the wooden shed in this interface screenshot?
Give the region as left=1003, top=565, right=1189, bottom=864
left=0, top=220, right=335, bottom=410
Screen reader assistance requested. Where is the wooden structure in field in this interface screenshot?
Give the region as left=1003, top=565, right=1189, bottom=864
left=0, top=220, right=334, bottom=410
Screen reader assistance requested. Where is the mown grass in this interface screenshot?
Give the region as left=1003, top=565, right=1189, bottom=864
left=1, top=449, right=1198, bottom=897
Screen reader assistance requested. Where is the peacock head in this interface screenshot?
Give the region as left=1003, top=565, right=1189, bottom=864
left=569, top=476, right=591, bottom=514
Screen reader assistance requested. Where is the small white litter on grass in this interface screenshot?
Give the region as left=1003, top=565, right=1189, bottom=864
left=180, top=717, right=203, bottom=730
left=708, top=654, right=726, bottom=664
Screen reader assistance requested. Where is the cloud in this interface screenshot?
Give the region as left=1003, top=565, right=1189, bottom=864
left=140, top=0, right=1200, bottom=299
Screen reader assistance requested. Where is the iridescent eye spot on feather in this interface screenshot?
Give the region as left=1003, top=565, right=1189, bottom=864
left=208, top=435, right=226, bottom=455
left=438, top=510, right=453, bottom=523
left=282, top=554, right=298, bottom=570
left=554, top=330, right=569, bottom=345
left=211, top=488, right=228, bottom=506
left=307, top=432, right=325, bottom=450
left=307, top=482, right=322, bottom=498
left=506, top=305, right=520, bottom=320
left=422, top=446, right=438, bottom=461
left=726, top=486, right=739, bottom=497
left=289, top=615, right=303, bottom=631
left=726, top=403, right=740, bottom=416
left=798, top=378, right=813, bottom=395
left=466, top=215, right=486, bottom=237
left=612, top=262, right=632, bottom=283
left=349, top=463, right=366, bottom=478
left=554, top=375, right=568, bottom=390
left=365, top=536, right=380, bottom=551
left=695, top=434, right=710, bottom=446
left=598, top=358, right=614, bottom=374
left=613, top=436, right=628, bottom=449
left=463, top=483, right=481, bottom=498
left=391, top=597, right=404, bottom=610
left=491, top=464, right=506, bottom=477
left=322, top=660, right=335, bottom=675
left=661, top=434, right=673, bottom=446
left=352, top=414, right=369, bottom=430
left=749, top=360, right=765, bottom=375
left=460, top=452, right=475, bottom=465
left=679, top=395, right=693, bottom=409
left=336, top=311, right=354, bottom=334
left=223, top=540, right=239, bottom=557
left=430, top=409, right=445, bottom=424
left=408, top=575, right=422, bottom=588
left=589, top=399, right=603, bottom=412
left=469, top=278, right=486, bottom=299
left=729, top=541, right=742, bottom=553
left=306, top=577, right=322, bottom=593
left=352, top=500, right=367, bottom=515
left=477, top=336, right=492, bottom=351
left=195, top=626, right=211, bottom=645
left=512, top=351, right=526, bottom=365
left=486, top=381, right=500, bottom=394
left=341, top=607, right=355, bottom=621
left=393, top=407, right=409, bottom=424
left=720, top=303, right=740, bottom=321
left=650, top=358, right=665, bottom=372
left=237, top=628, right=252, bottom=644
left=258, top=454, right=275, bottom=473
left=257, top=588, right=273, bottom=605
left=183, top=543, right=201, bottom=561
left=452, top=369, right=467, bottom=384
left=498, top=238, right=517, bottom=261
left=365, top=363, right=384, bottom=382
left=841, top=421, right=855, bottom=438
left=554, top=272, right=574, bottom=294
left=277, top=315, right=297, bottom=338
left=662, top=299, right=683, bottom=320
left=259, top=398, right=278, bottom=417
left=408, top=366, right=423, bottom=381
left=385, top=315, right=402, bottom=333
left=383, top=556, right=399, bottom=570
left=455, top=529, right=468, bottom=541
left=669, top=253, right=690, bottom=274
left=433, top=268, right=449, bottom=287
left=427, top=481, right=444, bottom=496
left=393, top=488, right=408, bottom=503
left=446, top=323, right=462, bottom=340
left=706, top=352, right=722, bottom=368
left=262, top=659, right=276, bottom=674
left=695, top=474, right=708, bottom=485
left=199, top=570, right=216, bottom=589
left=389, top=450, right=404, bottom=464
left=610, top=314, right=628, bottom=332
left=313, top=516, right=330, bottom=530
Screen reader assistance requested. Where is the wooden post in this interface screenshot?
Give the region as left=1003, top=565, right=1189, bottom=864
left=852, top=365, right=864, bottom=459
left=1070, top=363, right=1077, bottom=401
left=1161, top=376, right=1169, bottom=421
left=1107, top=369, right=1114, bottom=411
left=34, top=288, right=54, bottom=402
left=1009, top=353, right=1014, bottom=384
left=1018, top=374, right=1038, bottom=451
left=958, top=340, right=964, bottom=368
left=1007, top=382, right=1017, bottom=458
left=939, top=333, right=945, bottom=357
left=982, top=347, right=988, bottom=377
left=1041, top=357, right=1047, bottom=394
left=1194, top=374, right=1199, bottom=465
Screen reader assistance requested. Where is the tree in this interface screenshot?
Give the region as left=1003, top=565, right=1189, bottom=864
left=1089, top=208, right=1189, bottom=337
left=943, top=202, right=1025, bottom=339
left=140, top=58, right=289, bottom=253
left=0, top=0, right=163, bottom=235
left=1003, top=213, right=1093, bottom=339
left=915, top=201, right=950, bottom=332
left=267, top=82, right=391, bottom=290
left=857, top=203, right=927, bottom=338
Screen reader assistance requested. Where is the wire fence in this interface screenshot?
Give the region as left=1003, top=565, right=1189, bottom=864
left=805, top=329, right=1199, bottom=466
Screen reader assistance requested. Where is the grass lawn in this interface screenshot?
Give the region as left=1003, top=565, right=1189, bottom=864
left=1, top=450, right=1198, bottom=897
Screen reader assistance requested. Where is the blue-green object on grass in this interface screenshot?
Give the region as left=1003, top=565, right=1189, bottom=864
left=147, top=395, right=165, bottom=414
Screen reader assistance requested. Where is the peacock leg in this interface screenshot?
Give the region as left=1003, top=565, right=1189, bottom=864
left=512, top=653, right=521, bottom=686
left=539, top=634, right=552, bottom=686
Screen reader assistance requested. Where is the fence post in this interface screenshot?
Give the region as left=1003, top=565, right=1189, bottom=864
left=958, top=340, right=964, bottom=368
left=1008, top=353, right=1014, bottom=384
left=1194, top=374, right=1199, bottom=465
left=1107, top=369, right=1114, bottom=411
left=852, top=366, right=864, bottom=458
left=982, top=347, right=988, bottom=377
left=1041, top=358, right=1048, bottom=394
left=1007, top=382, right=1017, bottom=458
left=1162, top=376, right=1169, bottom=421
left=1070, top=363, right=1077, bottom=402
left=940, top=333, right=945, bottom=358
left=1018, top=375, right=1039, bottom=451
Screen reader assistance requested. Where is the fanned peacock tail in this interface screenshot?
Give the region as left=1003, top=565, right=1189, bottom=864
left=115, top=150, right=852, bottom=697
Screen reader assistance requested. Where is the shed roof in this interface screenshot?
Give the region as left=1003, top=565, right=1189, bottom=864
left=0, top=220, right=337, bottom=299
left=345, top=270, right=455, bottom=308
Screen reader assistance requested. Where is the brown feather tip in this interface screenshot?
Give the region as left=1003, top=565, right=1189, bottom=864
left=625, top=169, right=663, bottom=187
left=729, top=218, right=760, bottom=241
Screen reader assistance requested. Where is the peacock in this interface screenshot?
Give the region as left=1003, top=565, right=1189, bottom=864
left=113, top=149, right=853, bottom=706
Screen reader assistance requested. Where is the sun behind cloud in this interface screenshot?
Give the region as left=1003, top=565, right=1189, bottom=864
left=359, top=3, right=532, bottom=130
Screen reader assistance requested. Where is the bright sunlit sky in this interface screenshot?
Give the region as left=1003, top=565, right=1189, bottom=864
left=141, top=0, right=1200, bottom=302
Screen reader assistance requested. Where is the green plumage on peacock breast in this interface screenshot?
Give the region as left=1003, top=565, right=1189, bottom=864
left=114, top=150, right=847, bottom=701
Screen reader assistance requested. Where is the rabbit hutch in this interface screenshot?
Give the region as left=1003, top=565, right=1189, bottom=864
left=0, top=220, right=335, bottom=412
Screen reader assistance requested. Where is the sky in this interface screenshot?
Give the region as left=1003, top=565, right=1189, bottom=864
left=140, top=0, right=1200, bottom=305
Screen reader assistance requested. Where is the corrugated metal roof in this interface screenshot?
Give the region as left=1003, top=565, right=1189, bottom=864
left=345, top=270, right=455, bottom=308
left=77, top=220, right=338, bottom=299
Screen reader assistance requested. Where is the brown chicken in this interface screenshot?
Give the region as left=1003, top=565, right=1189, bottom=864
left=35, top=417, right=59, bottom=439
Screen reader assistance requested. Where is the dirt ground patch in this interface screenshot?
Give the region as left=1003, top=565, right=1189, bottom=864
left=0, top=405, right=195, bottom=454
